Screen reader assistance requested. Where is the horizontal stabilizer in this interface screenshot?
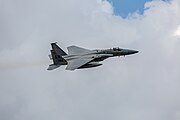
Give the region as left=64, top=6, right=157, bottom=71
left=47, top=64, right=61, bottom=70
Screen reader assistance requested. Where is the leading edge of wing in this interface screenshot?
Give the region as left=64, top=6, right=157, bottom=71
left=66, top=57, right=94, bottom=70
left=67, top=45, right=93, bottom=55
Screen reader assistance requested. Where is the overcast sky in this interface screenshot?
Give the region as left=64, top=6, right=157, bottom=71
left=0, top=0, right=180, bottom=120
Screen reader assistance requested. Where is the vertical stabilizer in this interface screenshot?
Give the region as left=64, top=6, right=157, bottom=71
left=51, top=43, right=67, bottom=56
left=50, top=50, right=67, bottom=65
left=47, top=43, right=68, bottom=71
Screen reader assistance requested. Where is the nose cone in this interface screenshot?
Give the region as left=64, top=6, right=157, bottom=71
left=122, top=49, right=139, bottom=55
left=129, top=50, right=139, bottom=54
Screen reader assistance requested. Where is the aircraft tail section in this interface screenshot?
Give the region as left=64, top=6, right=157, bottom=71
left=47, top=64, right=61, bottom=70
left=50, top=50, right=65, bottom=64
left=47, top=43, right=68, bottom=70
left=51, top=43, right=67, bottom=56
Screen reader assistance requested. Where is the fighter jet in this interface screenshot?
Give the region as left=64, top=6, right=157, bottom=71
left=47, top=43, right=138, bottom=71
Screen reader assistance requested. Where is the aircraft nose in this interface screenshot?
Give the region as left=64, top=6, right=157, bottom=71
left=130, top=50, right=139, bottom=54
left=123, top=49, right=139, bottom=55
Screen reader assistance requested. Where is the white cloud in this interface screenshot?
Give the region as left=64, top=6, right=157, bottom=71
left=97, top=0, right=113, bottom=14
left=174, top=25, right=180, bottom=38
left=0, top=0, right=180, bottom=120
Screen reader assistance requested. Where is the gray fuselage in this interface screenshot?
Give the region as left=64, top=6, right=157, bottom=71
left=60, top=48, right=138, bottom=68
left=47, top=43, right=139, bottom=70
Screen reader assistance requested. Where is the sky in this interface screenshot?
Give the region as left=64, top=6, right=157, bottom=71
left=0, top=0, right=180, bottom=120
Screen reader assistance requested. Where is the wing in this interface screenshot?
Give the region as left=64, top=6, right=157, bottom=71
left=66, top=57, right=94, bottom=70
left=67, top=45, right=93, bottom=55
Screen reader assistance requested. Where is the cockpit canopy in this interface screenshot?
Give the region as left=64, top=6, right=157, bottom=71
left=112, top=47, right=122, bottom=51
